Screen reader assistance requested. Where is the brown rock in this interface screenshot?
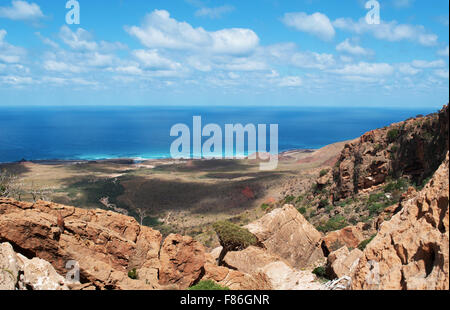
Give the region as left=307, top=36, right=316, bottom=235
left=202, top=263, right=272, bottom=290
left=351, top=153, right=449, bottom=290
left=322, top=226, right=365, bottom=254
left=245, top=204, right=324, bottom=269
left=326, top=246, right=363, bottom=279
left=158, top=234, right=206, bottom=289
left=0, top=199, right=162, bottom=290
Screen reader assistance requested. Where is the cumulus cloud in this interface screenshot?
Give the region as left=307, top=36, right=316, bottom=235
left=195, top=5, right=234, bottom=19
left=411, top=59, right=446, bottom=68
left=398, top=63, right=420, bottom=75
left=0, top=29, right=26, bottom=64
left=278, top=76, right=302, bottom=87
left=132, top=49, right=181, bottom=70
left=266, top=43, right=335, bottom=70
left=434, top=69, right=449, bottom=79
left=282, top=12, right=335, bottom=41
left=336, top=39, right=373, bottom=56
left=331, top=62, right=394, bottom=76
left=0, top=1, right=43, bottom=21
left=125, top=10, right=259, bottom=55
left=333, top=18, right=438, bottom=46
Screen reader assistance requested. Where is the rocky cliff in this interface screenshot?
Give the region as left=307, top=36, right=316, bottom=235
left=351, top=153, right=449, bottom=290
left=332, top=105, right=448, bottom=201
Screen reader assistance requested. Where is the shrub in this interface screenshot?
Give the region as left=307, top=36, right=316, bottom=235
left=368, top=193, right=384, bottom=204
left=261, top=203, right=270, bottom=211
left=284, top=195, right=295, bottom=204
left=128, top=268, right=138, bottom=280
left=213, top=221, right=258, bottom=266
left=320, top=169, right=329, bottom=177
left=189, top=280, right=229, bottom=291
left=298, top=207, right=307, bottom=215
left=296, top=195, right=305, bottom=204
left=312, top=266, right=327, bottom=278
left=318, top=199, right=329, bottom=209
left=387, top=129, right=400, bottom=143
left=358, top=235, right=377, bottom=251
left=317, top=215, right=348, bottom=233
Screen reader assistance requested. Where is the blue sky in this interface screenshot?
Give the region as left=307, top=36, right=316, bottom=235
left=0, top=0, right=448, bottom=108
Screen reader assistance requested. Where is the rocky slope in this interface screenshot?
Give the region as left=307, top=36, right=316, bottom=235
left=351, top=153, right=449, bottom=290
left=332, top=105, right=448, bottom=201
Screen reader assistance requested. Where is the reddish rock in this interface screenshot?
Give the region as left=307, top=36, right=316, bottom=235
left=245, top=204, right=324, bottom=269
left=351, top=153, right=449, bottom=290
left=322, top=226, right=365, bottom=254
left=158, top=234, right=206, bottom=290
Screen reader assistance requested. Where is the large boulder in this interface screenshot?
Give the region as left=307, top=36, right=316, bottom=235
left=245, top=204, right=325, bottom=269
left=0, top=242, right=19, bottom=290
left=202, top=263, right=272, bottom=290
left=326, top=246, right=363, bottom=279
left=158, top=234, right=206, bottom=290
left=351, top=153, right=449, bottom=290
left=322, top=226, right=365, bottom=255
left=0, top=199, right=162, bottom=290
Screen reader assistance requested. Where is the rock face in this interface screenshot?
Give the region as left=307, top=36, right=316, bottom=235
left=351, top=153, right=449, bottom=290
left=159, top=234, right=206, bottom=289
left=0, top=198, right=277, bottom=290
left=0, top=198, right=163, bottom=290
left=245, top=204, right=325, bottom=269
left=332, top=105, right=448, bottom=201
left=0, top=242, right=68, bottom=290
left=322, top=226, right=365, bottom=255
left=326, top=246, right=363, bottom=279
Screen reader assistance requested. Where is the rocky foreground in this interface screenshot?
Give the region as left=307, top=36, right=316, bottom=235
left=0, top=152, right=448, bottom=290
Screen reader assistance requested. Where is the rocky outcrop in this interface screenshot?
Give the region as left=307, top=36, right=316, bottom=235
left=326, top=246, right=363, bottom=279
left=245, top=204, right=325, bottom=269
left=0, top=198, right=163, bottom=290
left=322, top=226, right=365, bottom=255
left=159, top=234, right=206, bottom=289
left=202, top=263, right=272, bottom=290
left=0, top=242, right=68, bottom=290
left=351, top=153, right=449, bottom=290
left=332, top=105, right=449, bottom=201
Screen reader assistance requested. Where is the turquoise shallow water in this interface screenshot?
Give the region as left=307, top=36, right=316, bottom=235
left=0, top=105, right=438, bottom=163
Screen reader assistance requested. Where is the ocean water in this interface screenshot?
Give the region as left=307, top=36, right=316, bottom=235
left=0, top=105, right=436, bottom=163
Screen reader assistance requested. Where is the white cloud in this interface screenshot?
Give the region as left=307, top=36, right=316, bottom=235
left=333, top=18, right=438, bottom=46
left=195, top=5, right=234, bottom=19
left=278, top=76, right=303, bottom=87
left=0, top=29, right=26, bottom=64
left=282, top=12, right=335, bottom=41
left=411, top=59, right=446, bottom=68
left=43, top=60, right=83, bottom=73
left=438, top=46, right=449, bottom=57
left=132, top=49, right=180, bottom=70
left=434, top=69, right=449, bottom=79
left=0, top=1, right=43, bottom=21
left=59, top=26, right=98, bottom=51
left=398, top=63, right=420, bottom=75
left=336, top=39, right=373, bottom=56
left=331, top=62, right=394, bottom=76
left=266, top=43, right=335, bottom=70
left=125, top=10, right=259, bottom=55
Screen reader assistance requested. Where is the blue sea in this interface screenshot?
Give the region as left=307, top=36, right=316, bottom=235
left=0, top=105, right=437, bottom=163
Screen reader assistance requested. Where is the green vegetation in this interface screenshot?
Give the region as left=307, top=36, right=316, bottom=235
left=384, top=178, right=409, bottom=193
left=296, top=195, right=305, bottom=204
left=213, top=221, right=258, bottom=266
left=189, top=280, right=230, bottom=291
left=298, top=207, right=307, bottom=215
left=284, top=195, right=295, bottom=204
left=261, top=203, right=270, bottom=211
left=312, top=266, right=329, bottom=282
left=320, top=169, right=329, bottom=177
left=387, top=128, right=400, bottom=143
left=358, top=234, right=377, bottom=251
left=317, top=215, right=348, bottom=233
left=128, top=268, right=138, bottom=280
